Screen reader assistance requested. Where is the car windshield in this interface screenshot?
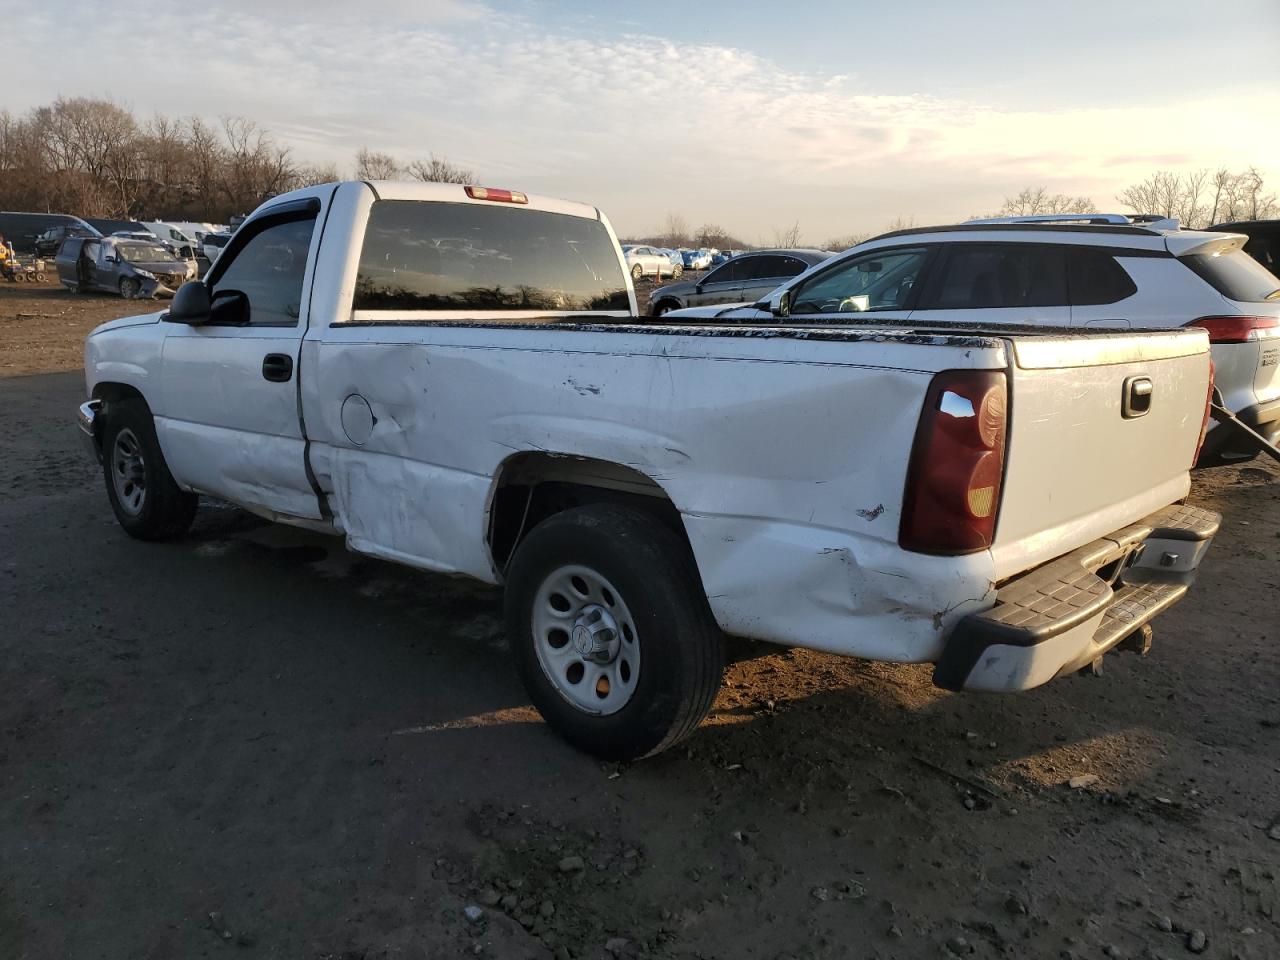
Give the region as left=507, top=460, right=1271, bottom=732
left=118, top=244, right=176, bottom=263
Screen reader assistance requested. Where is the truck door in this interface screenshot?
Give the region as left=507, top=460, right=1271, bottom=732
left=155, top=195, right=327, bottom=520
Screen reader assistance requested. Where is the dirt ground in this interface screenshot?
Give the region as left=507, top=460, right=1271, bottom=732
left=0, top=278, right=1277, bottom=960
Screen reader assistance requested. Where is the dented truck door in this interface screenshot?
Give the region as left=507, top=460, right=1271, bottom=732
left=154, top=191, right=333, bottom=521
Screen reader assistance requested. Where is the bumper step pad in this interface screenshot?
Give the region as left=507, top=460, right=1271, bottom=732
left=933, top=502, right=1219, bottom=693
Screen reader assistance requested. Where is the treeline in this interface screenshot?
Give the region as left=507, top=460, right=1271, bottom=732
left=0, top=97, right=475, bottom=222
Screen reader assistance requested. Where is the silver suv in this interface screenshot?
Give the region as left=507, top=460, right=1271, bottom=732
left=666, top=215, right=1280, bottom=466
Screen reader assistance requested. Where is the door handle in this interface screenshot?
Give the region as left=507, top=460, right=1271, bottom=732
left=262, top=353, right=293, bottom=383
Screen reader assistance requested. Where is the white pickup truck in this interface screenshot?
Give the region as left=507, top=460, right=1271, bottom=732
left=78, top=181, right=1220, bottom=760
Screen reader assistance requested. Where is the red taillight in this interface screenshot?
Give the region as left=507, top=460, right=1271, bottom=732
left=1185, top=315, right=1278, bottom=343
left=1192, top=358, right=1215, bottom=466
left=465, top=185, right=529, bottom=204
left=899, top=369, right=1008, bottom=555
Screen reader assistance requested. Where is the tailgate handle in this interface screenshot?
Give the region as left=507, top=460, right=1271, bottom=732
left=1122, top=376, right=1153, bottom=419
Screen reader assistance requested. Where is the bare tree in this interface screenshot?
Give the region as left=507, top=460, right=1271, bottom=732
left=771, top=221, right=802, bottom=248
left=994, top=187, right=1095, bottom=217
left=406, top=153, right=473, bottom=184
left=1118, top=167, right=1276, bottom=227
left=355, top=147, right=401, bottom=180
left=660, top=212, right=690, bottom=248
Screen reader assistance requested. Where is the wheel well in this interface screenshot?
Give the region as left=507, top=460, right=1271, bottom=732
left=92, top=382, right=147, bottom=408
left=651, top=298, right=679, bottom=316
left=488, top=453, right=688, bottom=573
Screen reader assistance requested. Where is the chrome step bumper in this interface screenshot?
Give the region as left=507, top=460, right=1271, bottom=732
left=934, top=503, right=1220, bottom=693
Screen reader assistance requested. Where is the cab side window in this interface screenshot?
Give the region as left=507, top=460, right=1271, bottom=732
left=210, top=216, right=316, bottom=327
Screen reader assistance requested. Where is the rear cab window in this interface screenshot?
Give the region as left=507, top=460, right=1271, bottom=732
left=1183, top=248, right=1280, bottom=303
left=351, top=200, right=629, bottom=316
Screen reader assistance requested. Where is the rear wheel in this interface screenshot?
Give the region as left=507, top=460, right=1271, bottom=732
left=505, top=504, right=724, bottom=760
left=652, top=300, right=679, bottom=317
left=100, top=398, right=197, bottom=540
left=631, top=263, right=643, bottom=281
left=673, top=264, right=683, bottom=278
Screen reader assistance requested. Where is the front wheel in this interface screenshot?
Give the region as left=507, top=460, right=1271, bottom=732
left=672, top=264, right=683, bottom=278
left=505, top=504, right=724, bottom=760
left=630, top=263, right=643, bottom=281
left=100, top=398, right=198, bottom=540
left=119, top=277, right=140, bottom=299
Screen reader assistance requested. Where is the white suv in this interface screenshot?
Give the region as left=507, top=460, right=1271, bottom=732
left=666, top=214, right=1280, bottom=466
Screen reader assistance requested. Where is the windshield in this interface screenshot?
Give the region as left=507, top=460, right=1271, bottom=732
left=118, top=244, right=176, bottom=264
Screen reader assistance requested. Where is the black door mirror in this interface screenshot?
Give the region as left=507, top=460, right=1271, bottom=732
left=166, top=280, right=212, bottom=324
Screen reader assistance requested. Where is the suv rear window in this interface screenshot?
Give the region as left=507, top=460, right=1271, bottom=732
left=354, top=201, right=629, bottom=313
left=1182, top=249, right=1280, bottom=303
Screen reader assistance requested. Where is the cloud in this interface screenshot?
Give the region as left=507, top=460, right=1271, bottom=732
left=5, top=0, right=1277, bottom=239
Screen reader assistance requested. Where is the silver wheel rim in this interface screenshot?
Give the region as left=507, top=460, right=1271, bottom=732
left=111, top=427, right=146, bottom=516
left=532, top=564, right=641, bottom=716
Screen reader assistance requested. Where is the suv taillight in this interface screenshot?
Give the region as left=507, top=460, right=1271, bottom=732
left=899, top=369, right=1008, bottom=555
left=1185, top=315, right=1278, bottom=343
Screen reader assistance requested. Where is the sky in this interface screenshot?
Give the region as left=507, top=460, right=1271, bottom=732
left=5, top=0, right=1279, bottom=242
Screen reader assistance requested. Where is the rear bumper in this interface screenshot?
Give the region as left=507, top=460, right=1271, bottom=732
left=934, top=503, right=1220, bottom=693
left=1197, top=396, right=1280, bottom=466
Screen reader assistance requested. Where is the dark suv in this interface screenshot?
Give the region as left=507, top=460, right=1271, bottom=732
left=34, top=223, right=99, bottom=257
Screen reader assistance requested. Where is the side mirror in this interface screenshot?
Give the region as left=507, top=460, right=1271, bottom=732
left=166, top=280, right=212, bottom=325
left=768, top=290, right=792, bottom=318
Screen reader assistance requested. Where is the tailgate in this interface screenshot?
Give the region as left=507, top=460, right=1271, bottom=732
left=990, top=329, right=1211, bottom=579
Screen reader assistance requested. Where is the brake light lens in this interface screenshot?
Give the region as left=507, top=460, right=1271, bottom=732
left=1192, top=359, right=1215, bottom=466
left=1185, top=315, right=1278, bottom=343
left=465, top=185, right=529, bottom=204
left=899, top=369, right=1008, bottom=555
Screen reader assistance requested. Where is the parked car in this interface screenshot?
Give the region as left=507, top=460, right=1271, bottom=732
left=0, top=212, right=97, bottom=255
left=665, top=213, right=1280, bottom=466
left=202, top=231, right=233, bottom=264
left=113, top=231, right=199, bottom=279
left=621, top=244, right=680, bottom=280
left=649, top=249, right=830, bottom=315
left=77, top=180, right=1219, bottom=760
left=142, top=221, right=204, bottom=255
left=85, top=218, right=150, bottom=238
left=34, top=221, right=101, bottom=257
left=1211, top=219, right=1280, bottom=276
left=56, top=236, right=191, bottom=298
left=681, top=249, right=712, bottom=271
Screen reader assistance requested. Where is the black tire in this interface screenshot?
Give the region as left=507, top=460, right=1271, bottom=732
left=100, top=397, right=198, bottom=540
left=652, top=300, right=678, bottom=317
left=505, top=503, right=724, bottom=760
left=119, top=277, right=140, bottom=299
left=631, top=263, right=643, bottom=281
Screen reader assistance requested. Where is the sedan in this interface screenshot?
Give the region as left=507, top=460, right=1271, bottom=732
left=648, top=249, right=832, bottom=316
left=622, top=245, right=681, bottom=280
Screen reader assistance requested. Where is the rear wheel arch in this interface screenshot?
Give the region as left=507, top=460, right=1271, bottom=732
left=486, top=451, right=698, bottom=578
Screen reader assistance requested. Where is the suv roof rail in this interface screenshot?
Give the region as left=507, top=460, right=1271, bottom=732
left=964, top=212, right=1184, bottom=230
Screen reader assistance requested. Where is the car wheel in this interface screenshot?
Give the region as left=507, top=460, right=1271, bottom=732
left=100, top=397, right=198, bottom=541
left=505, top=503, right=724, bottom=760
left=652, top=300, right=679, bottom=317
left=631, top=263, right=644, bottom=281
left=119, top=277, right=140, bottom=299
left=673, top=265, right=683, bottom=278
